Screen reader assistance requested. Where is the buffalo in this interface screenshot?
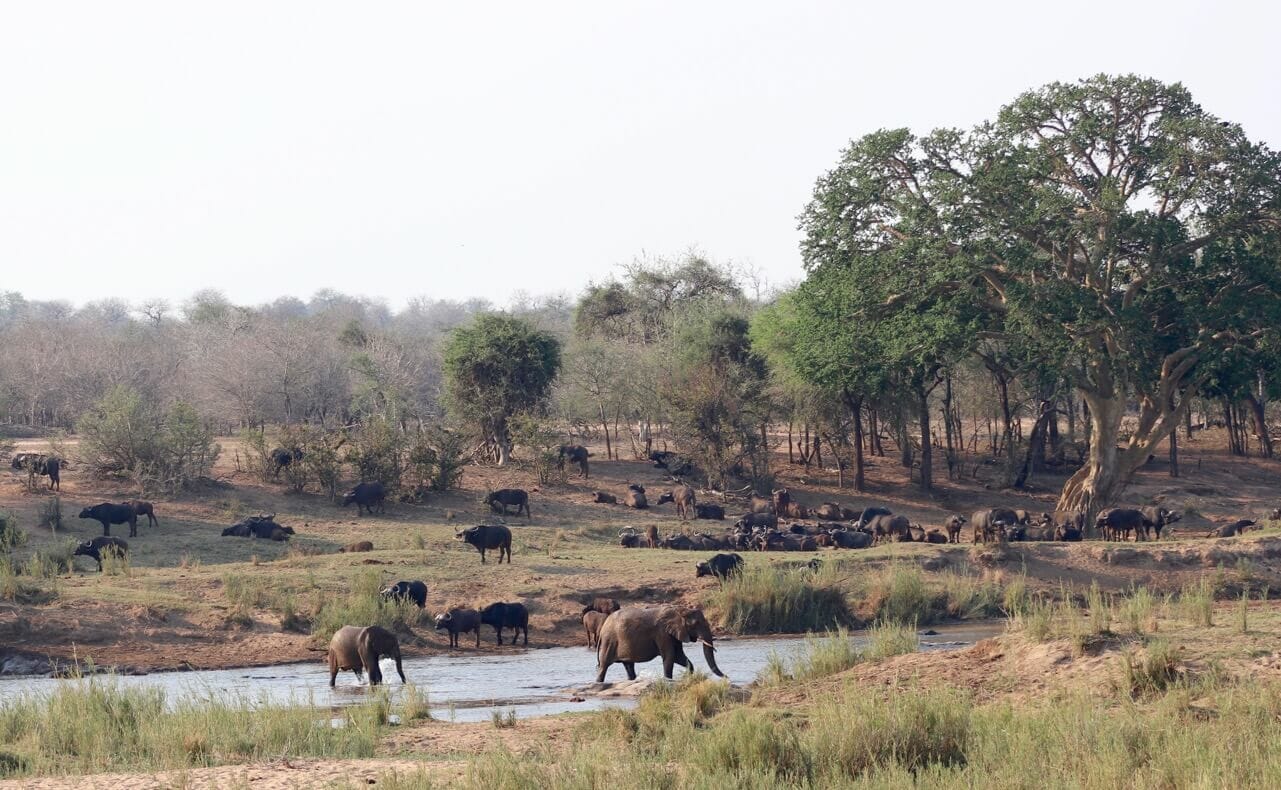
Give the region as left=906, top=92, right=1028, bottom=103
left=618, top=527, right=641, bottom=548
left=485, top=489, right=530, bottom=519
left=624, top=484, right=648, bottom=509
left=223, top=514, right=293, bottom=541
left=557, top=445, right=590, bottom=478
left=582, top=597, right=621, bottom=615
left=971, top=508, right=1019, bottom=544
left=813, top=503, right=843, bottom=521
left=270, top=447, right=303, bottom=478
left=734, top=512, right=778, bottom=531
left=73, top=536, right=128, bottom=571
left=1208, top=519, right=1257, bottom=538
left=856, top=506, right=893, bottom=529
left=12, top=454, right=61, bottom=491
left=456, top=524, right=512, bottom=564
left=343, top=482, right=387, bottom=516
left=656, top=484, right=696, bottom=520
left=1096, top=508, right=1147, bottom=541
left=480, top=601, right=530, bottom=646
left=695, top=552, right=743, bottom=580
left=866, top=513, right=912, bottom=543
left=829, top=528, right=873, bottom=549
left=340, top=541, right=374, bottom=553
left=695, top=503, right=725, bottom=520
left=1140, top=506, right=1181, bottom=540
left=127, top=500, right=158, bottom=528
left=592, top=491, right=618, bottom=504
left=381, top=580, right=428, bottom=608
left=944, top=514, right=966, bottom=544
left=434, top=607, right=482, bottom=648
left=78, top=503, right=138, bottom=537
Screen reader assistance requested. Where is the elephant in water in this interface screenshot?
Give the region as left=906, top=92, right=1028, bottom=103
left=327, top=625, right=406, bottom=687
left=595, top=605, right=724, bottom=682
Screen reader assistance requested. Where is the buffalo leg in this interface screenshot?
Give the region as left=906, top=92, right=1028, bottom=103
left=99, top=520, right=111, bottom=536
left=522, top=625, right=528, bottom=646
left=495, top=626, right=504, bottom=646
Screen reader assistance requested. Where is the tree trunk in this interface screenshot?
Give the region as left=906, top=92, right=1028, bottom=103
left=1224, top=400, right=1242, bottom=455
left=917, top=387, right=932, bottom=491
left=844, top=390, right=866, bottom=492
left=943, top=373, right=957, bottom=480
left=1013, top=400, right=1054, bottom=489
left=787, top=422, right=795, bottom=465
left=996, top=374, right=1014, bottom=464
left=1168, top=421, right=1179, bottom=477
left=1244, top=394, right=1273, bottom=458
left=598, top=403, right=613, bottom=460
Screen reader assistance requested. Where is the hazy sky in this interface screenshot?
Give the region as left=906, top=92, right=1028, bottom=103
left=3, top=1, right=1278, bottom=310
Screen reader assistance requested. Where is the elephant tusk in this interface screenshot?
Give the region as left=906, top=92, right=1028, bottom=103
left=700, top=640, right=716, bottom=651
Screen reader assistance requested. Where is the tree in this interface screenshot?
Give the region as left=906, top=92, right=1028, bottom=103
left=800, top=74, right=1281, bottom=517
left=443, top=314, right=561, bottom=465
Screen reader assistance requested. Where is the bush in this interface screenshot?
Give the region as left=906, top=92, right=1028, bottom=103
left=706, top=565, right=854, bottom=634
left=346, top=418, right=405, bottom=490
left=1121, top=639, right=1181, bottom=698
left=405, top=427, right=467, bottom=494
left=79, top=388, right=219, bottom=492
left=865, top=564, right=946, bottom=625
left=312, top=569, right=423, bottom=644
left=0, top=515, right=25, bottom=553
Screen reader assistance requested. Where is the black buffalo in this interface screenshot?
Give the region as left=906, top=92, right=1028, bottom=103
left=557, top=445, right=590, bottom=478
left=485, top=489, right=530, bottom=519
left=696, top=552, right=744, bottom=580
left=381, top=580, right=428, bottom=608
left=479, top=601, right=530, bottom=646
left=73, top=536, right=128, bottom=571
left=343, top=481, right=386, bottom=516
left=78, top=503, right=138, bottom=537
left=11, top=453, right=61, bottom=491
left=223, top=514, right=293, bottom=541
left=695, top=503, right=725, bottom=520
left=270, top=447, right=303, bottom=478
left=456, top=524, right=512, bottom=564
left=1096, top=508, right=1146, bottom=541
left=434, top=607, right=482, bottom=648
left=856, top=506, right=893, bottom=528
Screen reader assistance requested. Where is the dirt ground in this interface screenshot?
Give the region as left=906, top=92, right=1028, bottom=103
left=2, top=429, right=1280, bottom=676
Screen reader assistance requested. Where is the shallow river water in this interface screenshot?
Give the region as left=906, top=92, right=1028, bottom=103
left=0, top=621, right=1003, bottom=723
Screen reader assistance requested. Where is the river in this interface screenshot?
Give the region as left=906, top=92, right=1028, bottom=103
left=0, top=621, right=1003, bottom=723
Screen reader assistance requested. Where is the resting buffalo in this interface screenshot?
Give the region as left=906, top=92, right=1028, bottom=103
left=1096, top=508, right=1146, bottom=541
left=340, top=541, right=374, bottom=553
left=696, top=552, right=743, bottom=580
left=456, top=524, right=512, bottom=564
left=1208, top=519, right=1257, bottom=538
left=78, top=503, right=138, bottom=537
left=434, top=607, right=482, bottom=648
left=73, top=536, right=128, bottom=571
left=592, top=491, right=618, bottom=504
left=557, top=445, right=590, bottom=478
left=734, top=512, right=777, bottom=530
left=649, top=451, right=693, bottom=476
left=223, top=514, right=293, bottom=541
left=343, top=482, right=386, bottom=516
left=618, top=527, right=641, bottom=548
left=12, top=454, right=61, bottom=490
left=829, top=528, right=873, bottom=549
left=624, top=484, right=648, bottom=509
left=813, top=503, right=843, bottom=521
left=271, top=447, right=303, bottom=478
left=480, top=601, right=530, bottom=645
left=695, top=503, right=724, bottom=520
left=1055, top=525, right=1083, bottom=541
left=381, top=580, right=428, bottom=608
left=485, top=489, right=530, bottom=519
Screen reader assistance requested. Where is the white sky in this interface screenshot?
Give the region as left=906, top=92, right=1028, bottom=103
left=2, top=1, right=1278, bottom=310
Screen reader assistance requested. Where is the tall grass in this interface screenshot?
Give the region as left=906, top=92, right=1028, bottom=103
left=1180, top=578, right=1214, bottom=627
left=0, top=678, right=383, bottom=778
left=312, top=568, right=424, bottom=642
left=859, top=565, right=1004, bottom=626
left=863, top=620, right=920, bottom=661
left=705, top=565, right=853, bottom=633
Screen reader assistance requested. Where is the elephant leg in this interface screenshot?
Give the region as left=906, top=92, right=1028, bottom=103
left=394, top=654, right=406, bottom=684
left=623, top=662, right=637, bottom=680
left=663, top=656, right=675, bottom=679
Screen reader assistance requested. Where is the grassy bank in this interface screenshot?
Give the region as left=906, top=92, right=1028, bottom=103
left=0, top=676, right=406, bottom=779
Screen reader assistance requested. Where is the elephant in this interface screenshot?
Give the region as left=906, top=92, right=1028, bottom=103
left=595, top=605, right=724, bottom=682
left=327, top=625, right=407, bottom=687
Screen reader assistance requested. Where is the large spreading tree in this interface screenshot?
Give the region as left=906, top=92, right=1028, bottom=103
left=800, top=74, right=1281, bottom=518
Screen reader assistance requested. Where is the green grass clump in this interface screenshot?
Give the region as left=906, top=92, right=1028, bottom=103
left=1180, top=578, right=1214, bottom=627
left=1121, top=639, right=1181, bottom=699
left=0, top=677, right=383, bottom=778
left=705, top=565, right=853, bottom=634
left=866, top=564, right=943, bottom=625
left=863, top=620, right=920, bottom=661
left=312, top=569, right=423, bottom=643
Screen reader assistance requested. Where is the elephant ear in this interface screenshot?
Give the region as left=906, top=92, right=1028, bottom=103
left=657, top=606, right=694, bottom=642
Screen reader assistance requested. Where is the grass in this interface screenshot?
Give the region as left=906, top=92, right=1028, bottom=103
left=312, top=568, right=424, bottom=643
left=761, top=621, right=918, bottom=685
left=863, top=620, right=920, bottom=661
left=1120, top=639, right=1181, bottom=698
left=705, top=565, right=854, bottom=633
left=1180, top=577, right=1215, bottom=627
left=0, top=676, right=385, bottom=778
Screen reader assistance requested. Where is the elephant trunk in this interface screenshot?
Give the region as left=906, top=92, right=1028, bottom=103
left=701, top=640, right=725, bottom=678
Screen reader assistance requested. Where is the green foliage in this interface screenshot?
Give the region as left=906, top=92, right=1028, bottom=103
left=443, top=314, right=561, bottom=464
left=0, top=514, right=25, bottom=553
left=0, top=678, right=381, bottom=777
left=345, top=418, right=405, bottom=489
left=311, top=568, right=423, bottom=644
left=508, top=412, right=565, bottom=485
left=405, top=427, right=466, bottom=493
left=705, top=565, right=854, bottom=634
left=863, top=620, right=920, bottom=661
left=78, top=388, right=219, bottom=491
left=36, top=497, right=61, bottom=532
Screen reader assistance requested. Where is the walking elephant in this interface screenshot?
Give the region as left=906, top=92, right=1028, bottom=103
left=327, top=625, right=407, bottom=687
left=595, top=605, right=724, bottom=682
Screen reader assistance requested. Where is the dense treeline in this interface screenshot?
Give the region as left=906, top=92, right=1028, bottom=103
left=1, top=75, right=1278, bottom=518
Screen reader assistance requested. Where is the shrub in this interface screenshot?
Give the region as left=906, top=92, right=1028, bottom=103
left=865, top=564, right=946, bottom=625
left=706, top=565, right=854, bottom=634
left=79, top=388, right=219, bottom=492
left=346, top=418, right=405, bottom=490
left=36, top=497, right=62, bottom=532
left=312, top=569, right=423, bottom=644
left=1121, top=639, right=1181, bottom=698
left=0, top=515, right=25, bottom=553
